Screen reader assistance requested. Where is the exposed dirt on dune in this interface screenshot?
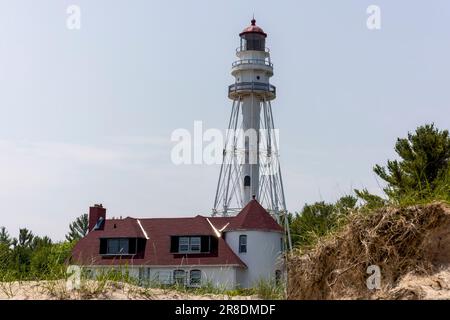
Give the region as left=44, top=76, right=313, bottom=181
left=382, top=269, right=450, bottom=300
left=287, top=202, right=450, bottom=300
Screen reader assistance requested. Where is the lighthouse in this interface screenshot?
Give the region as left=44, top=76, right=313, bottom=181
left=213, top=19, right=291, bottom=249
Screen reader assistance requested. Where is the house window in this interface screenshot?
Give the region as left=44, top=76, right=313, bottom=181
left=178, top=236, right=201, bottom=253
left=157, top=270, right=172, bottom=285
left=189, top=270, right=201, bottom=287
left=275, top=270, right=282, bottom=285
left=190, top=237, right=201, bottom=253
left=179, top=237, right=189, bottom=253
left=280, top=237, right=284, bottom=251
left=239, top=235, right=247, bottom=253
left=174, top=269, right=186, bottom=286
left=100, top=238, right=140, bottom=255
left=106, top=238, right=129, bottom=254
left=138, top=267, right=146, bottom=284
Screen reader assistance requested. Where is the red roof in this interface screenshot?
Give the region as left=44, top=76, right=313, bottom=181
left=240, top=19, right=267, bottom=37
left=226, top=200, right=283, bottom=232
left=72, top=215, right=246, bottom=267
left=94, top=217, right=144, bottom=238
left=72, top=200, right=283, bottom=267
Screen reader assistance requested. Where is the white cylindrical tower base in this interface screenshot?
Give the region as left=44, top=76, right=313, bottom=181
left=225, top=230, right=284, bottom=288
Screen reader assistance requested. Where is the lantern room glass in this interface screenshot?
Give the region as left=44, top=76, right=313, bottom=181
left=240, top=33, right=266, bottom=51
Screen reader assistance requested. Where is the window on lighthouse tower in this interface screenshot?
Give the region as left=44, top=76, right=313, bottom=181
left=239, top=235, right=247, bottom=253
left=244, top=176, right=251, bottom=187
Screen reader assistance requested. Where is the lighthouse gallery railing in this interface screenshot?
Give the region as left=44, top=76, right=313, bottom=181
left=231, top=59, right=273, bottom=68
left=228, top=82, right=276, bottom=95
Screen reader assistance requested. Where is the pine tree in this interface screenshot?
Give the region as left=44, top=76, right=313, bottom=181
left=12, top=228, right=34, bottom=248
left=373, top=123, right=450, bottom=199
left=65, top=213, right=89, bottom=242
left=31, top=236, right=52, bottom=250
left=0, top=226, right=11, bottom=246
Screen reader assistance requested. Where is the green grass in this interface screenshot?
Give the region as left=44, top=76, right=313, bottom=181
left=253, top=278, right=284, bottom=300
left=392, top=177, right=450, bottom=208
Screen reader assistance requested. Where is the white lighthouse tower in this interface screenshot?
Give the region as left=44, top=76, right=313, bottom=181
left=213, top=19, right=291, bottom=249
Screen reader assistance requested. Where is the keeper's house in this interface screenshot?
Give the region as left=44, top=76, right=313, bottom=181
left=71, top=200, right=284, bottom=289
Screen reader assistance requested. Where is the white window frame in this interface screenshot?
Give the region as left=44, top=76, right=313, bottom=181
left=178, top=236, right=201, bottom=253
left=190, top=237, right=201, bottom=253
left=189, top=269, right=202, bottom=287
left=179, top=237, right=190, bottom=253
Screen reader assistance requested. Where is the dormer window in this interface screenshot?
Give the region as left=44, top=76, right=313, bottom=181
left=178, top=236, right=201, bottom=253
left=190, top=237, right=201, bottom=252
left=106, top=238, right=129, bottom=254
left=170, top=236, right=215, bottom=254
left=179, top=237, right=189, bottom=252
left=99, top=237, right=146, bottom=256
left=239, top=235, right=247, bottom=253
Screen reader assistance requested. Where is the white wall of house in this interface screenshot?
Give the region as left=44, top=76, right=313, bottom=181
left=144, top=266, right=237, bottom=290
left=81, top=265, right=238, bottom=290
left=224, top=230, right=284, bottom=288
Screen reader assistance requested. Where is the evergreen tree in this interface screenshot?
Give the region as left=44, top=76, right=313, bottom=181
left=335, top=195, right=358, bottom=212
left=10, top=228, right=34, bottom=275
left=373, top=123, right=450, bottom=198
left=31, top=236, right=52, bottom=250
left=12, top=228, right=34, bottom=248
left=354, top=189, right=386, bottom=209
left=0, top=226, right=11, bottom=246
left=65, top=213, right=89, bottom=242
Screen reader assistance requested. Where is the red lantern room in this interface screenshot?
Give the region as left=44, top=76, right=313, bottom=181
left=239, top=19, right=267, bottom=52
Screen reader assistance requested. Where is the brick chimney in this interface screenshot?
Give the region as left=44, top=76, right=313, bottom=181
left=88, top=204, right=106, bottom=232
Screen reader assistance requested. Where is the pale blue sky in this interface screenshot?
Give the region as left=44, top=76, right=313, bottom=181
left=0, top=0, right=449, bottom=240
